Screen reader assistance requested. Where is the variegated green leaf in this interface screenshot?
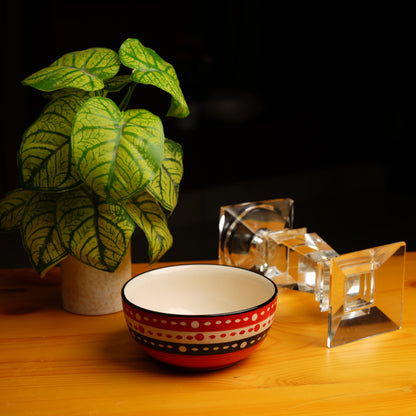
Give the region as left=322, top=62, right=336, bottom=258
left=123, top=192, right=172, bottom=263
left=44, top=88, right=106, bottom=101
left=22, top=48, right=120, bottom=92
left=21, top=193, right=67, bottom=277
left=72, top=96, right=165, bottom=202
left=56, top=187, right=135, bottom=271
left=0, top=188, right=36, bottom=231
left=104, top=75, right=132, bottom=92
left=146, top=139, right=183, bottom=212
left=18, top=93, right=88, bottom=191
left=119, top=38, right=189, bottom=118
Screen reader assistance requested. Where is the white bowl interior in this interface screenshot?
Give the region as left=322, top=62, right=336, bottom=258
left=123, top=264, right=276, bottom=315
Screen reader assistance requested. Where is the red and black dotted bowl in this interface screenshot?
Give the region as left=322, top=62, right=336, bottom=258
left=121, top=264, right=277, bottom=370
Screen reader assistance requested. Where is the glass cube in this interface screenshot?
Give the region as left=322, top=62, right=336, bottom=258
left=263, top=229, right=338, bottom=293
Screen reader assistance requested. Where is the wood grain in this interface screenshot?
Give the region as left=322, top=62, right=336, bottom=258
left=0, top=257, right=415, bottom=415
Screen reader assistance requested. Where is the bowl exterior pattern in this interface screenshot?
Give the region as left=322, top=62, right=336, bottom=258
left=122, top=297, right=277, bottom=369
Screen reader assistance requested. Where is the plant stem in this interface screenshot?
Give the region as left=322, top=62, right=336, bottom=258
left=119, top=82, right=137, bottom=112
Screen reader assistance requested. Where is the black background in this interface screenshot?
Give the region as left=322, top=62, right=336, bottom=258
left=1, top=1, right=414, bottom=267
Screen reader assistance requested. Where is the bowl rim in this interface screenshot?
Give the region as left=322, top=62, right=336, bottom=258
left=121, top=263, right=277, bottom=318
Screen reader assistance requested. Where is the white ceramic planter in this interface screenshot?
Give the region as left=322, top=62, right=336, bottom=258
left=60, top=247, right=132, bottom=315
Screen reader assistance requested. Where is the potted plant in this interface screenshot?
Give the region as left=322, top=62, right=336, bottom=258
left=0, top=38, right=189, bottom=314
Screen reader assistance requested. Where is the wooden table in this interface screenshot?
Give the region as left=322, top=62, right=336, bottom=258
left=1, top=256, right=415, bottom=416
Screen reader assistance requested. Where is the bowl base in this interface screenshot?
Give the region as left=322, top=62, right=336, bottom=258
left=140, top=342, right=263, bottom=371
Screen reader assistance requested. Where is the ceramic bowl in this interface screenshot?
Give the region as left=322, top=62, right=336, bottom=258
left=121, top=264, right=277, bottom=370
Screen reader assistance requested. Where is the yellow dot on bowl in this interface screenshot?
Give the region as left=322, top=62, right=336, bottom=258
left=252, top=313, right=258, bottom=321
left=191, top=321, right=200, bottom=329
left=240, top=341, right=247, bottom=349
left=179, top=346, right=187, bottom=353
left=135, top=313, right=141, bottom=321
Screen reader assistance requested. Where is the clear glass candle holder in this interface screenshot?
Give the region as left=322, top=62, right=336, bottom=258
left=219, top=199, right=406, bottom=347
